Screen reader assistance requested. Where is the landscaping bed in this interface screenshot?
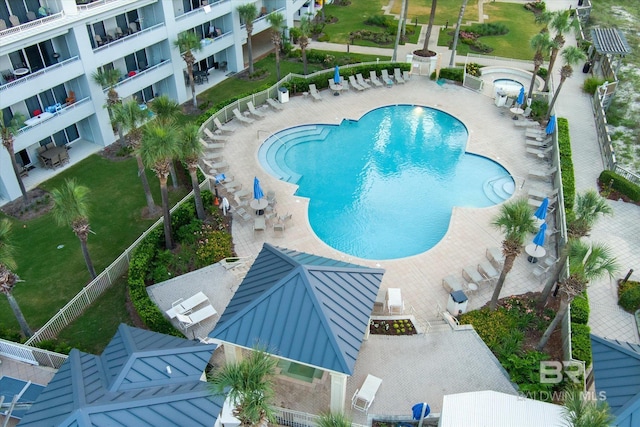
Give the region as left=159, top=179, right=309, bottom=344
left=369, top=318, right=417, bottom=336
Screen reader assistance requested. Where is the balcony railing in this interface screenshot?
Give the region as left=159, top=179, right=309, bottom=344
left=17, top=97, right=90, bottom=135
left=111, top=59, right=171, bottom=90
left=175, top=0, right=229, bottom=21
left=76, top=0, right=123, bottom=12
left=0, top=56, right=80, bottom=93
left=0, top=11, right=64, bottom=38
left=93, top=22, right=165, bottom=52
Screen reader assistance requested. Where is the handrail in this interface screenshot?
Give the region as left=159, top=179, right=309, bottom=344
left=111, top=59, right=171, bottom=91
left=0, top=56, right=80, bottom=92
left=175, top=0, right=229, bottom=21
left=0, top=338, right=68, bottom=369
left=93, top=22, right=165, bottom=53
left=0, top=11, right=64, bottom=38
left=16, top=97, right=91, bottom=135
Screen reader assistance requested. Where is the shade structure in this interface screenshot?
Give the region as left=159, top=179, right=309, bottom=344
left=546, top=115, right=556, bottom=135
left=334, top=65, right=340, bottom=84
left=253, top=176, right=264, bottom=200
left=534, top=198, right=549, bottom=220
left=517, top=87, right=525, bottom=106
left=533, top=223, right=547, bottom=248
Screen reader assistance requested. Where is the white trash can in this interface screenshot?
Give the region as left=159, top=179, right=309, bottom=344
left=278, top=87, right=289, bottom=103
left=447, top=290, right=468, bottom=316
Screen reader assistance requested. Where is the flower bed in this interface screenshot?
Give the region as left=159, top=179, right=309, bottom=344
left=369, top=319, right=417, bottom=336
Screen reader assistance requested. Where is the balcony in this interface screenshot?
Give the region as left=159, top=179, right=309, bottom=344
left=93, top=23, right=166, bottom=65
left=174, top=0, right=232, bottom=33
left=195, top=32, right=234, bottom=61
left=111, top=60, right=174, bottom=99
left=0, top=57, right=84, bottom=107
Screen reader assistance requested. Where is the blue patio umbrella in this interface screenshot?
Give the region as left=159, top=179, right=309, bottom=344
left=517, top=86, right=525, bottom=106
left=533, top=223, right=547, bottom=248
left=253, top=176, right=264, bottom=200
left=334, top=65, right=341, bottom=85
left=534, top=197, right=549, bottom=221
left=546, top=115, right=556, bottom=135
left=412, top=403, right=431, bottom=420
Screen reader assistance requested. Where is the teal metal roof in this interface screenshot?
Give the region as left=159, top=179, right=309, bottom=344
left=210, top=244, right=384, bottom=375
left=19, top=324, right=223, bottom=426
left=591, top=334, right=640, bottom=427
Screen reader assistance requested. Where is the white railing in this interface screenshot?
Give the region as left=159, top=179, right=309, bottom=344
left=24, top=183, right=206, bottom=346
left=273, top=407, right=367, bottom=427
left=16, top=97, right=91, bottom=135
left=0, top=338, right=67, bottom=368
left=111, top=59, right=171, bottom=91
left=77, top=0, right=122, bottom=12
left=0, top=56, right=80, bottom=92
left=0, top=11, right=63, bottom=38
left=93, top=22, right=165, bottom=53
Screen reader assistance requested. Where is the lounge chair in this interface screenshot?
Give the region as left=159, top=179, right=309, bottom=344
left=273, top=222, right=285, bottom=234
left=266, top=98, right=284, bottom=110
left=526, top=145, right=553, bottom=158
left=528, top=166, right=557, bottom=181
left=486, top=247, right=505, bottom=269
left=504, top=98, right=514, bottom=109
left=394, top=68, right=405, bottom=84
left=205, top=151, right=224, bottom=161
left=462, top=265, right=484, bottom=285
left=247, top=101, right=266, bottom=119
left=199, top=138, right=224, bottom=151
left=526, top=128, right=545, bottom=137
left=176, top=304, right=217, bottom=330
left=214, top=117, right=234, bottom=133
left=522, top=107, right=532, bottom=118
left=478, top=261, right=499, bottom=284
left=369, top=71, right=383, bottom=87
left=529, top=195, right=557, bottom=210
left=253, top=216, right=266, bottom=235
left=233, top=108, right=255, bottom=124
left=403, top=70, right=411, bottom=81
left=352, top=374, right=382, bottom=413
left=356, top=73, right=371, bottom=89
left=204, top=128, right=230, bottom=141
left=309, top=84, right=323, bottom=101
left=235, top=207, right=252, bottom=221
left=526, top=138, right=552, bottom=148
left=165, top=291, right=209, bottom=319
left=348, top=75, right=365, bottom=91
left=328, top=79, right=342, bottom=92
left=528, top=188, right=558, bottom=201
left=211, top=160, right=229, bottom=171
left=442, top=275, right=464, bottom=292
left=380, top=69, right=394, bottom=87
left=234, top=188, right=251, bottom=200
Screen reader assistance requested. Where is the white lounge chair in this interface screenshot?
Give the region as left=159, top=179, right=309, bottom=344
left=526, top=145, right=553, bottom=158
left=528, top=166, right=557, bottom=181
left=204, top=128, right=230, bottom=141
left=247, top=101, right=266, bottom=119
left=394, top=68, right=405, bottom=84
left=356, top=73, right=371, bottom=89
left=486, top=247, right=505, bottom=269
left=348, top=75, right=365, bottom=91
left=309, top=84, right=323, bottom=101
left=402, top=70, right=410, bottom=81
left=165, top=291, right=209, bottom=319
left=526, top=138, right=552, bottom=148
left=442, top=275, right=464, bottom=292
left=233, top=108, right=255, bottom=124
left=200, top=138, right=224, bottom=151
left=253, top=216, right=266, bottom=235
left=266, top=98, right=284, bottom=110
left=352, top=374, right=382, bottom=413
left=462, top=265, right=484, bottom=286
left=214, top=117, right=234, bottom=133
left=211, top=160, right=229, bottom=171
left=381, top=69, right=394, bottom=87
left=369, top=71, right=383, bottom=87
left=528, top=188, right=558, bottom=201
left=235, top=207, right=252, bottom=222
left=234, top=188, right=251, bottom=200
left=176, top=304, right=217, bottom=330
left=478, top=261, right=500, bottom=284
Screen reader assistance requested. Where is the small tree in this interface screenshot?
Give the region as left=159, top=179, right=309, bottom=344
left=266, top=12, right=286, bottom=81
left=209, top=349, right=277, bottom=427
left=179, top=124, right=205, bottom=220
left=0, top=219, right=33, bottom=337
left=237, top=3, right=258, bottom=74
left=527, top=32, right=553, bottom=99
left=317, top=412, right=352, bottom=427
left=298, top=16, right=311, bottom=75
left=562, top=387, right=614, bottom=427
left=489, top=199, right=536, bottom=310
left=174, top=31, right=202, bottom=109
left=0, top=110, right=28, bottom=203
left=91, top=68, right=122, bottom=114
left=546, top=46, right=586, bottom=120
left=542, top=10, right=579, bottom=92
left=149, top=94, right=182, bottom=188
left=568, top=189, right=613, bottom=238
left=51, top=179, right=97, bottom=279
left=536, top=240, right=618, bottom=352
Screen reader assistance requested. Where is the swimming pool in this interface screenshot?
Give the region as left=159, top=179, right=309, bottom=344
left=259, top=105, right=514, bottom=260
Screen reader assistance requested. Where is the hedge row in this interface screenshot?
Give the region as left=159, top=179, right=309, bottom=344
left=557, top=118, right=575, bottom=214
left=599, top=170, right=640, bottom=202
left=571, top=322, right=592, bottom=367
left=570, top=294, right=589, bottom=325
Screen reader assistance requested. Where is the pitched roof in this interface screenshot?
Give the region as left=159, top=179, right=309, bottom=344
left=210, top=244, right=384, bottom=375
left=19, top=324, right=223, bottom=426
left=591, top=334, right=640, bottom=426
left=590, top=28, right=632, bottom=55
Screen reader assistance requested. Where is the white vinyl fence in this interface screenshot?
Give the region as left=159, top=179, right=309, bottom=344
left=0, top=338, right=67, bottom=369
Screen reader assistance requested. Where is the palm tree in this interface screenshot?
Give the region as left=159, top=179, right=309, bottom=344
left=266, top=12, right=286, bottom=81
left=173, top=31, right=202, bottom=108
left=536, top=240, right=618, bottom=351
left=562, top=387, right=614, bottom=427
left=448, top=0, right=469, bottom=66
left=298, top=16, right=311, bottom=75
left=317, top=412, right=352, bottom=427
left=1, top=110, right=28, bottom=203
left=51, top=179, right=97, bottom=279
left=113, top=100, right=159, bottom=216
left=527, top=32, right=553, bottom=100
left=237, top=3, right=258, bottom=74
left=415, top=0, right=437, bottom=56
left=569, top=189, right=614, bottom=238
left=180, top=124, right=205, bottom=220
left=149, top=94, right=182, bottom=189
left=209, top=349, right=277, bottom=427
left=0, top=219, right=33, bottom=338
left=542, top=10, right=579, bottom=92
left=546, top=46, right=586, bottom=120
left=489, top=199, right=536, bottom=310
left=91, top=68, right=122, bottom=114
left=140, top=123, right=180, bottom=249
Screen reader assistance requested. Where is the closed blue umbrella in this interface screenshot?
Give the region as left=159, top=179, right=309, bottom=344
left=253, top=176, right=264, bottom=200
left=334, top=65, right=341, bottom=85
left=517, top=86, right=525, bottom=106
left=546, top=115, right=556, bottom=135
left=533, top=223, right=547, bottom=248
left=534, top=197, right=549, bottom=220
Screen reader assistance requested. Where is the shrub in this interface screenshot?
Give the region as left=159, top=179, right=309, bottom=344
left=570, top=294, right=589, bottom=325
left=501, top=350, right=554, bottom=398
left=465, top=62, right=482, bottom=77
left=35, top=339, right=72, bottom=355
left=618, top=280, right=640, bottom=313
left=571, top=323, right=592, bottom=367
left=583, top=77, right=606, bottom=95
left=364, top=15, right=391, bottom=28
left=195, top=227, right=233, bottom=268
left=557, top=118, right=575, bottom=212
left=537, top=67, right=548, bottom=79
left=289, top=27, right=301, bottom=44
left=529, top=99, right=548, bottom=121
left=598, top=170, right=640, bottom=202
left=466, top=23, right=509, bottom=36
left=438, top=67, right=464, bottom=82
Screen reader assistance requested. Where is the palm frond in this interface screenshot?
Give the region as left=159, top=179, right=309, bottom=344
left=51, top=179, right=91, bottom=228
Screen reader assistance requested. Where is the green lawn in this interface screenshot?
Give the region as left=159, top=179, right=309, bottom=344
left=389, top=0, right=480, bottom=26
left=438, top=2, right=545, bottom=61
left=1, top=155, right=188, bottom=334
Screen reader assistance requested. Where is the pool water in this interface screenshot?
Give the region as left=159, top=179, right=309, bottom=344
left=259, top=105, right=513, bottom=260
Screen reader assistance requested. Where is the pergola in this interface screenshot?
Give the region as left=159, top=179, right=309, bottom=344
left=590, top=28, right=632, bottom=78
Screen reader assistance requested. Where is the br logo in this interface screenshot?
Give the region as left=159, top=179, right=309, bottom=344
left=540, top=361, right=584, bottom=384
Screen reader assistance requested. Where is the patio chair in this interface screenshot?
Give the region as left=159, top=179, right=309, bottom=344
left=233, top=108, right=255, bottom=125
left=442, top=275, right=464, bottom=293
left=176, top=304, right=217, bottom=330
left=356, top=73, right=371, bottom=89
left=309, top=84, right=323, bottom=101
left=528, top=166, right=557, bottom=181
left=348, top=75, right=365, bottom=91
left=94, top=34, right=105, bottom=47
left=328, top=78, right=341, bottom=93
left=522, top=107, right=532, bottom=118
left=394, top=68, right=405, bottom=84
left=403, top=70, right=411, bottom=81
left=526, top=138, right=552, bottom=148
left=0, top=19, right=7, bottom=31
left=486, top=247, right=505, bottom=269
left=253, top=216, right=266, bottom=235
left=462, top=265, right=484, bottom=286
left=204, top=150, right=224, bottom=161
left=266, top=98, right=284, bottom=110
left=247, top=101, right=266, bottom=119
left=352, top=374, right=382, bottom=413
left=204, top=127, right=230, bottom=141
left=115, top=26, right=124, bottom=38
left=526, top=145, right=553, bottom=159
left=273, top=221, right=285, bottom=234
left=369, top=71, right=383, bottom=87
left=214, top=117, right=235, bottom=133
left=234, top=188, right=252, bottom=200
left=478, top=261, right=499, bottom=284
left=8, top=15, right=20, bottom=27
left=532, top=263, right=553, bottom=282
left=528, top=188, right=558, bottom=201
left=26, top=11, right=37, bottom=22
left=235, top=207, right=252, bottom=222
left=381, top=69, right=394, bottom=87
